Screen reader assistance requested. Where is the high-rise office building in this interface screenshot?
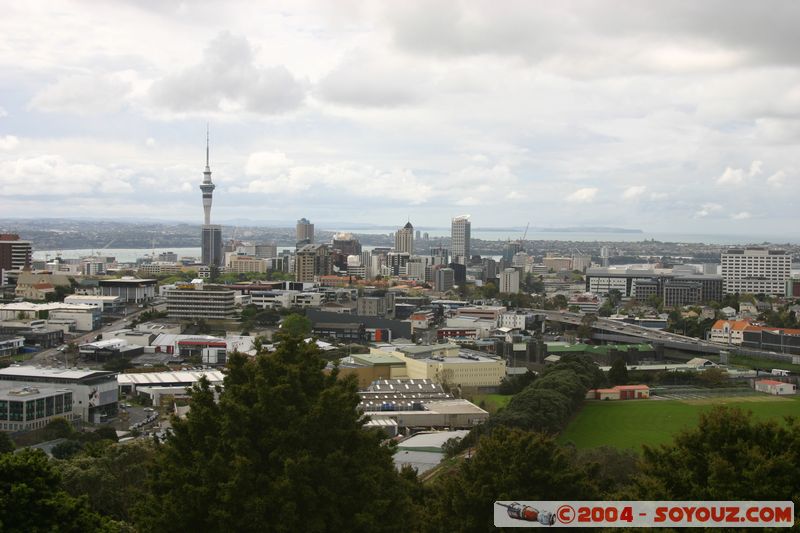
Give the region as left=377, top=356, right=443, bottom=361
left=435, top=267, right=455, bottom=293
left=199, top=128, right=223, bottom=267
left=0, top=234, right=32, bottom=270
left=295, top=244, right=331, bottom=282
left=332, top=233, right=361, bottom=256
left=395, top=221, right=414, bottom=254
left=499, top=268, right=521, bottom=294
left=451, top=215, right=471, bottom=265
left=721, top=247, right=791, bottom=296
left=296, top=218, right=314, bottom=247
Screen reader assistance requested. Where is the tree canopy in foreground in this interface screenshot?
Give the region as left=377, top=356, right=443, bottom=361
left=138, top=337, right=416, bottom=533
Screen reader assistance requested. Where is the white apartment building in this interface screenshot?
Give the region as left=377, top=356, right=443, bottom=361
left=721, top=248, right=791, bottom=296
left=499, top=268, right=520, bottom=294
left=451, top=215, right=471, bottom=265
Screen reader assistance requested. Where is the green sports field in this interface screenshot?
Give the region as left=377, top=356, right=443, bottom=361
left=559, top=395, right=800, bottom=451
left=470, top=393, right=513, bottom=414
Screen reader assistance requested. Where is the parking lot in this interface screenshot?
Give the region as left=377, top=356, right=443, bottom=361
left=114, top=404, right=160, bottom=432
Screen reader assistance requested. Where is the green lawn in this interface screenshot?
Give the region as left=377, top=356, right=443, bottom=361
left=471, top=393, right=513, bottom=414
left=560, top=396, right=800, bottom=451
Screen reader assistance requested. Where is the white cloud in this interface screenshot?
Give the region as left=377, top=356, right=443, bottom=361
left=715, top=166, right=746, bottom=186
left=731, top=211, right=752, bottom=220
left=622, top=185, right=646, bottom=200
left=0, top=135, right=20, bottom=151
left=244, top=151, right=293, bottom=176
left=694, top=203, right=723, bottom=218
left=0, top=107, right=7, bottom=118
left=749, top=160, right=763, bottom=176
left=767, top=170, right=786, bottom=188
left=566, top=187, right=598, bottom=203
left=145, top=137, right=156, bottom=147
left=233, top=161, right=432, bottom=204
left=149, top=32, right=305, bottom=115
left=0, top=155, right=134, bottom=195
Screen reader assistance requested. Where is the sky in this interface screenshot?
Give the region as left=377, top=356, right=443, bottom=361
left=0, top=1, right=798, bottom=236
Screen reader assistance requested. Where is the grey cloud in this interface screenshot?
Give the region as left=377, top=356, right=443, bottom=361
left=384, top=1, right=800, bottom=69
left=149, top=31, right=305, bottom=114
left=315, top=51, right=430, bottom=108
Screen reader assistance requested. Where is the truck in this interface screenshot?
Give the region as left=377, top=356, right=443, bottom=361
left=771, top=368, right=790, bottom=377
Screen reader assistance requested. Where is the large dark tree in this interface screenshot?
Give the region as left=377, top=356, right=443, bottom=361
left=0, top=449, right=118, bottom=532
left=137, top=337, right=416, bottom=532
left=608, top=357, right=629, bottom=385
left=424, top=427, right=598, bottom=533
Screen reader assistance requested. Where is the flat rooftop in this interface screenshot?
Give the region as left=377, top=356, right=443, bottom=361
left=118, top=370, right=225, bottom=386
left=0, top=386, right=71, bottom=400
left=0, top=366, right=116, bottom=381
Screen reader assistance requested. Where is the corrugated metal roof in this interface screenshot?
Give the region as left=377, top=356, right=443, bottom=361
left=117, top=370, right=225, bottom=386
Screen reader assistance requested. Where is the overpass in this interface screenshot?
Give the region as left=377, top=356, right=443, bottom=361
left=532, top=310, right=723, bottom=356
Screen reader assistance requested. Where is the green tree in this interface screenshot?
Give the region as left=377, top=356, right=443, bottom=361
left=52, top=440, right=83, bottom=460
left=58, top=440, right=156, bottom=523
left=43, top=417, right=75, bottom=440
left=425, top=427, right=598, bottom=532
left=0, top=432, right=14, bottom=455
left=0, top=449, right=117, bottom=532
left=607, top=289, right=623, bottom=307
left=481, top=281, right=498, bottom=299
left=576, top=313, right=597, bottom=339
left=608, top=357, right=629, bottom=385
left=277, top=313, right=312, bottom=339
left=552, top=294, right=568, bottom=309
left=137, top=338, right=416, bottom=532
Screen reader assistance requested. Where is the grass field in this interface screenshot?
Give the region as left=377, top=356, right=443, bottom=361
left=559, top=395, right=800, bottom=451
left=470, top=393, right=513, bottom=413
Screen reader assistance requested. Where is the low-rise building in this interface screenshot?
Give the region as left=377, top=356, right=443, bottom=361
left=99, top=277, right=157, bottom=303
left=0, top=302, right=100, bottom=331
left=64, top=294, right=125, bottom=313
left=754, top=379, right=796, bottom=395
left=389, top=348, right=506, bottom=388
left=165, top=284, right=236, bottom=320
left=0, top=367, right=118, bottom=422
left=0, top=336, right=25, bottom=356
left=0, top=386, right=76, bottom=432
left=586, top=384, right=650, bottom=400
left=709, top=319, right=752, bottom=345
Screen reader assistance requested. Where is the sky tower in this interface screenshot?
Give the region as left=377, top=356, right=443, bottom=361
left=200, top=126, right=223, bottom=266
left=200, top=126, right=216, bottom=225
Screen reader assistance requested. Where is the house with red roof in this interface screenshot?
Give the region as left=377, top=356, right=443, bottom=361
left=585, top=384, right=650, bottom=401
left=754, top=379, right=796, bottom=395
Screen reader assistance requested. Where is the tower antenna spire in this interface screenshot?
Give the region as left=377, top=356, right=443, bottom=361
left=206, top=123, right=210, bottom=168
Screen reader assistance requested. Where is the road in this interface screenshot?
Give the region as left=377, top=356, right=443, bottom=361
left=22, top=302, right=166, bottom=368
left=533, top=309, right=725, bottom=354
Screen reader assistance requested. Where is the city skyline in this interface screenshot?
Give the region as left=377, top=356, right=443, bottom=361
left=1, top=2, right=799, bottom=236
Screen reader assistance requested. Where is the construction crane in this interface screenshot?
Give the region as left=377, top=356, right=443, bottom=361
left=496, top=502, right=555, bottom=525
left=521, top=222, right=529, bottom=242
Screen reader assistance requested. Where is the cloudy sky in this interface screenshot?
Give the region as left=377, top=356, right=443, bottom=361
left=1, top=1, right=798, bottom=236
